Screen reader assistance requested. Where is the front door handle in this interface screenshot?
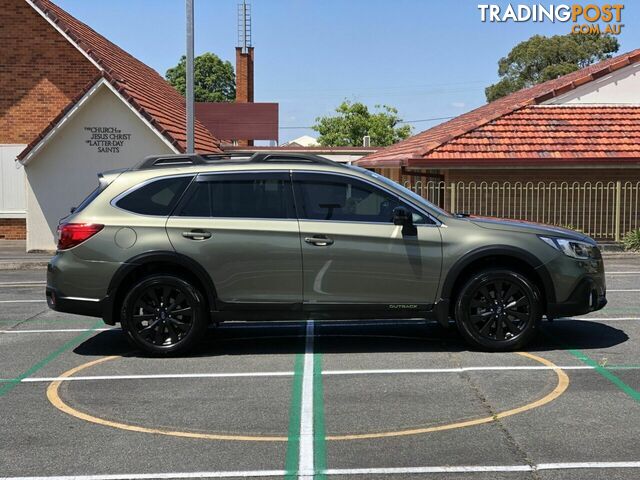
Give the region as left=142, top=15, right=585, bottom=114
left=182, top=230, right=212, bottom=240
left=304, top=235, right=334, bottom=246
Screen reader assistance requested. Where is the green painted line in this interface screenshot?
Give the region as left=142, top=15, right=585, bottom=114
left=313, top=352, right=327, bottom=480
left=567, top=348, right=640, bottom=403
left=284, top=353, right=304, bottom=480
left=0, top=320, right=103, bottom=397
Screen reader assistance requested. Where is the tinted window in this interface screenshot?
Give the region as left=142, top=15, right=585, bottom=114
left=116, top=176, right=192, bottom=216
left=294, top=173, right=428, bottom=224
left=177, top=173, right=295, bottom=219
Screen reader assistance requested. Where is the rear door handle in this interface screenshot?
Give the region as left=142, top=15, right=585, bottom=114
left=182, top=230, right=212, bottom=240
left=304, top=235, right=334, bottom=246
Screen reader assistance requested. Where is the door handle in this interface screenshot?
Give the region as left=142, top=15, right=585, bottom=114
left=182, top=230, right=212, bottom=240
left=304, top=235, right=334, bottom=246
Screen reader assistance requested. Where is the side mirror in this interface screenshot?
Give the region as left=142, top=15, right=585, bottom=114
left=393, top=206, right=417, bottom=236
left=392, top=206, right=412, bottom=226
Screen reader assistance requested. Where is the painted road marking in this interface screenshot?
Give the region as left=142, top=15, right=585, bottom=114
left=3, top=462, right=640, bottom=479
left=608, top=289, right=640, bottom=292
left=298, top=320, right=316, bottom=480
left=0, top=328, right=116, bottom=334
left=9, top=364, right=636, bottom=384
left=45, top=352, right=568, bottom=444
left=0, top=320, right=104, bottom=397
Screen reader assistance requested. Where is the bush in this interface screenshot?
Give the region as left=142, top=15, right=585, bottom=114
left=622, top=229, right=640, bottom=251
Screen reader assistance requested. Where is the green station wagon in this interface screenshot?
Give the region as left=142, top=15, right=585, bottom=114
left=46, top=153, right=607, bottom=354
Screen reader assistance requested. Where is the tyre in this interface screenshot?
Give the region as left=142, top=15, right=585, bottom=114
left=120, top=274, right=207, bottom=355
left=454, top=269, right=542, bottom=351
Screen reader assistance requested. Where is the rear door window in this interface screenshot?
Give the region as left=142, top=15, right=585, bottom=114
left=176, top=172, right=295, bottom=219
left=115, top=176, right=192, bottom=216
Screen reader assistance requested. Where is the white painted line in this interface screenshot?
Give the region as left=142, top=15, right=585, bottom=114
left=0, top=328, right=116, bottom=334
left=19, top=372, right=294, bottom=382
left=298, top=319, right=315, bottom=480
left=562, top=316, right=640, bottom=321
left=537, top=461, right=640, bottom=470
left=0, top=299, right=46, bottom=303
left=0, top=281, right=45, bottom=286
left=606, top=271, right=640, bottom=274
left=0, top=471, right=286, bottom=480
left=608, top=289, right=640, bottom=292
left=5, top=462, right=640, bottom=479
left=11, top=364, right=635, bottom=384
left=325, top=461, right=640, bottom=475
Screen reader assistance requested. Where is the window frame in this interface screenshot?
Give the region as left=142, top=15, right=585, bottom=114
left=292, top=171, right=440, bottom=226
left=111, top=174, right=195, bottom=217
left=173, top=170, right=297, bottom=221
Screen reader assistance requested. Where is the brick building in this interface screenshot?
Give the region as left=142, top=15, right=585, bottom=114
left=1, top=0, right=221, bottom=250
left=357, top=49, right=640, bottom=187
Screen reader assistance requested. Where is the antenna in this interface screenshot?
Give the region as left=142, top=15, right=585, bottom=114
left=237, top=0, right=252, bottom=53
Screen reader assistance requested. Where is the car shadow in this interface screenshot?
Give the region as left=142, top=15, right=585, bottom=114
left=72, top=318, right=630, bottom=358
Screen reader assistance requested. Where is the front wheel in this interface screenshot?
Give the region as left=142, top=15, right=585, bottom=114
left=120, top=275, right=207, bottom=356
left=454, top=270, right=542, bottom=351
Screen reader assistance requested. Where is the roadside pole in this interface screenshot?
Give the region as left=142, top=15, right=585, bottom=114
left=186, top=0, right=195, bottom=153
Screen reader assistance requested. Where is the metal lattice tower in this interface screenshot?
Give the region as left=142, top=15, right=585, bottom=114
left=237, top=1, right=252, bottom=53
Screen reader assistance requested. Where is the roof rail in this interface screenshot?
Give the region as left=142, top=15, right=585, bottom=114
left=135, top=152, right=344, bottom=170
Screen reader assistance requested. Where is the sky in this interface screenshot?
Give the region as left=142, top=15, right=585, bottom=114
left=55, top=0, right=640, bottom=144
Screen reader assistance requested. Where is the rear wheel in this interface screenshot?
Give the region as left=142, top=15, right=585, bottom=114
left=121, top=275, right=207, bottom=355
left=454, top=269, right=541, bottom=351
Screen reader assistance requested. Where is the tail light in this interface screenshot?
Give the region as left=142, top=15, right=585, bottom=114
left=57, top=223, right=104, bottom=250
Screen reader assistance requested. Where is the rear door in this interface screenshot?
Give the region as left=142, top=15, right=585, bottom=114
left=166, top=171, right=303, bottom=306
left=292, top=172, right=442, bottom=306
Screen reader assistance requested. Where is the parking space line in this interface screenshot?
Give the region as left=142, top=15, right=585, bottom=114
left=3, top=462, right=640, bottom=479
left=607, top=289, right=640, bottom=292
left=9, top=364, right=640, bottom=385
left=299, top=320, right=318, bottom=480
left=0, top=328, right=116, bottom=334
left=0, top=320, right=104, bottom=397
left=567, top=349, right=640, bottom=403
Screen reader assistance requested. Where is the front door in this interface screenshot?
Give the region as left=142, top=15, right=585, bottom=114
left=166, top=171, right=303, bottom=306
left=292, top=172, right=442, bottom=307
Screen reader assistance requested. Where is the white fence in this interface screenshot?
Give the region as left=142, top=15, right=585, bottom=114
left=405, top=180, right=640, bottom=241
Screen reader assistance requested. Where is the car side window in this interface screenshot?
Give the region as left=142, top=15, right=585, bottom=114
left=177, top=172, right=295, bottom=219
left=293, top=173, right=429, bottom=224
left=115, top=176, right=192, bottom=216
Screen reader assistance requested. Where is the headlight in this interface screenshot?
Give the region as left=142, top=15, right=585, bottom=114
left=539, top=236, right=599, bottom=259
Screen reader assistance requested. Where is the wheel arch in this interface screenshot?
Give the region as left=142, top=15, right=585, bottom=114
left=104, top=251, right=217, bottom=325
left=439, top=246, right=555, bottom=321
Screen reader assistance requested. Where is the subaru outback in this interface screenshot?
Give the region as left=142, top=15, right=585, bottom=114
left=46, top=153, right=607, bottom=355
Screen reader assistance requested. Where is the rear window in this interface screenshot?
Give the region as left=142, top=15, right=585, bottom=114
left=116, top=176, right=192, bottom=216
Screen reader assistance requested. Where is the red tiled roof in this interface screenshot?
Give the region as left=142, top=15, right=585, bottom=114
left=420, top=105, right=640, bottom=166
left=357, top=49, right=640, bottom=167
left=20, top=0, right=221, bottom=160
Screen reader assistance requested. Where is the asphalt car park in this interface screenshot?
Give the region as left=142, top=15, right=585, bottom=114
left=0, top=258, right=639, bottom=480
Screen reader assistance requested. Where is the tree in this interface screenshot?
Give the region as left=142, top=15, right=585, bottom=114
left=312, top=101, right=412, bottom=147
left=165, top=52, right=235, bottom=102
left=485, top=33, right=619, bottom=102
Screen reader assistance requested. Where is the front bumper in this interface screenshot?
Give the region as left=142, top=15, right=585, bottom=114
left=546, top=276, right=607, bottom=318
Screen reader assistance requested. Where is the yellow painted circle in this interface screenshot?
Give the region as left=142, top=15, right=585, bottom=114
left=47, top=351, right=568, bottom=442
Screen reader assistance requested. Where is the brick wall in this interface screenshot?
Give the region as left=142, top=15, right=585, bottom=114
left=234, top=47, right=254, bottom=147
left=0, top=0, right=97, bottom=144
left=0, top=219, right=26, bottom=240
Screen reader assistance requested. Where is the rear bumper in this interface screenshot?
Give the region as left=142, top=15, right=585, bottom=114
left=46, top=286, right=105, bottom=318
left=546, top=276, right=607, bottom=318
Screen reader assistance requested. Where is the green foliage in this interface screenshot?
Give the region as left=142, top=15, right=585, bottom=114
left=312, top=101, right=412, bottom=147
left=165, top=52, right=235, bottom=102
left=622, top=229, right=640, bottom=252
left=485, top=33, right=619, bottom=102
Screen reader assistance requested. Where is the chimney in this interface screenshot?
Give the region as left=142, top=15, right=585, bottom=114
left=235, top=47, right=254, bottom=104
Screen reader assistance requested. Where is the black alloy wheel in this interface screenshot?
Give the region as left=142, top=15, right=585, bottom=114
left=121, top=275, right=207, bottom=355
left=455, top=270, right=541, bottom=351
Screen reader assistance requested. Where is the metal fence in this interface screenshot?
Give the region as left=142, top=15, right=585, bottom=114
left=404, top=180, right=640, bottom=241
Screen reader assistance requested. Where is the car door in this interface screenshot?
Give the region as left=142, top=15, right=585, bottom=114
left=292, top=172, right=442, bottom=306
left=166, top=171, right=303, bottom=306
